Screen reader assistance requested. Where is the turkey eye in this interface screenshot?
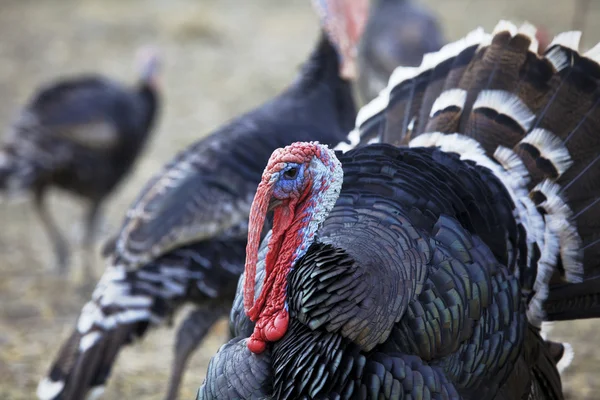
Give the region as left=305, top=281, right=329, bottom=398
left=283, top=167, right=298, bottom=180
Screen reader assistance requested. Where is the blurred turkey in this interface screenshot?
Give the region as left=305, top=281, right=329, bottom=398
left=0, top=47, right=161, bottom=275
left=355, top=0, right=444, bottom=104
left=36, top=3, right=365, bottom=399
left=199, top=21, right=600, bottom=399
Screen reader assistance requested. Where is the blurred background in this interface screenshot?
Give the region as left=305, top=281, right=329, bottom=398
left=0, top=0, right=598, bottom=398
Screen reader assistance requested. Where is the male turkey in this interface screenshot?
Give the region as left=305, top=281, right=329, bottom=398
left=198, top=21, right=600, bottom=399
left=356, top=0, right=445, bottom=104
left=36, top=3, right=367, bottom=398
left=0, top=47, right=161, bottom=275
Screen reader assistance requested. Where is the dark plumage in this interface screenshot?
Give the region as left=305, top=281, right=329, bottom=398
left=200, top=22, right=600, bottom=399
left=37, top=29, right=357, bottom=400
left=0, top=48, right=161, bottom=275
left=356, top=0, right=444, bottom=104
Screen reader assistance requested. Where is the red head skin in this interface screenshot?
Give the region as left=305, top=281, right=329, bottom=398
left=535, top=26, right=551, bottom=55
left=312, top=0, right=370, bottom=80
left=244, top=142, right=341, bottom=354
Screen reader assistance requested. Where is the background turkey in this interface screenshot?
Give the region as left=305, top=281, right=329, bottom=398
left=356, top=0, right=445, bottom=105
left=0, top=47, right=161, bottom=277
left=198, top=19, right=600, bottom=399
left=36, top=4, right=364, bottom=398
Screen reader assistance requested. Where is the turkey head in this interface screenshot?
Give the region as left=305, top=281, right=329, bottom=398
left=244, top=142, right=343, bottom=353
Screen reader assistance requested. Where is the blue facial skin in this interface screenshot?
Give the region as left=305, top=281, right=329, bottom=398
left=273, top=163, right=305, bottom=200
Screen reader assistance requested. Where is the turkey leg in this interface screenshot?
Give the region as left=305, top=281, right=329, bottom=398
left=165, top=305, right=228, bottom=400
left=33, top=188, right=69, bottom=274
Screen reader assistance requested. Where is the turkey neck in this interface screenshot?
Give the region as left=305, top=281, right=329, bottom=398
left=291, top=31, right=357, bottom=135
left=136, top=83, right=159, bottom=137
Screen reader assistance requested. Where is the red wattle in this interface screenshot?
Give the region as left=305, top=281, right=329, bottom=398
left=247, top=335, right=267, bottom=354
left=264, top=309, right=289, bottom=342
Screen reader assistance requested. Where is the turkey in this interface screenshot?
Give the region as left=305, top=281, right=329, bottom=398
left=355, top=0, right=445, bottom=104
left=36, top=2, right=367, bottom=399
left=198, top=21, right=600, bottom=399
left=0, top=47, right=161, bottom=276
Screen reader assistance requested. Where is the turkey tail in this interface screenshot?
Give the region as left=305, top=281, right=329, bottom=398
left=38, top=322, right=142, bottom=400
left=0, top=112, right=63, bottom=198
left=0, top=145, right=40, bottom=198
left=37, top=262, right=165, bottom=400
left=344, top=21, right=600, bottom=326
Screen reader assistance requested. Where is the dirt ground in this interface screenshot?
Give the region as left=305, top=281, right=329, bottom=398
left=0, top=0, right=598, bottom=399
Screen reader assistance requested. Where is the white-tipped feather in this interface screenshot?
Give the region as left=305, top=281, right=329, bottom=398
left=540, top=321, right=554, bottom=340
left=77, top=302, right=99, bottom=333
left=548, top=31, right=582, bottom=52
left=544, top=31, right=582, bottom=72
left=429, top=89, right=467, bottom=117
left=518, top=22, right=539, bottom=53
left=560, top=223, right=583, bottom=283
left=387, top=66, right=420, bottom=90
left=388, top=27, right=490, bottom=90
left=545, top=46, right=570, bottom=72
left=419, top=51, right=443, bottom=72
left=407, top=117, right=416, bottom=133
left=584, top=41, right=600, bottom=63
left=534, top=180, right=572, bottom=218
left=86, top=386, right=106, bottom=400
left=99, top=283, right=153, bottom=308
left=354, top=88, right=390, bottom=132
left=520, top=128, right=573, bottom=176
left=557, top=342, right=575, bottom=374
left=540, top=322, right=574, bottom=374
left=493, top=20, right=518, bottom=36
left=473, top=90, right=536, bottom=131
left=334, top=128, right=361, bottom=152
left=493, top=146, right=531, bottom=188
left=530, top=216, right=560, bottom=325
left=79, top=331, right=103, bottom=352
left=419, top=27, right=490, bottom=73
left=534, top=180, right=583, bottom=282
left=493, top=146, right=528, bottom=176
left=37, top=378, right=65, bottom=400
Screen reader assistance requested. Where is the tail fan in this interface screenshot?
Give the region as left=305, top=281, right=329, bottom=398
left=0, top=112, right=64, bottom=198
left=37, top=259, right=177, bottom=400
left=341, top=20, right=600, bottom=327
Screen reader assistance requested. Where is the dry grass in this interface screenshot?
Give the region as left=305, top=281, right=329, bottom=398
left=0, top=0, right=598, bottom=398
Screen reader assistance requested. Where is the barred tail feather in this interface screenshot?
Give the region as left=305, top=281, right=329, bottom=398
left=342, top=21, right=600, bottom=327
left=38, top=324, right=140, bottom=400
left=38, top=263, right=166, bottom=400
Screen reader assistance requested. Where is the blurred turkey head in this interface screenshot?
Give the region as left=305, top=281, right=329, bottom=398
left=357, top=0, right=445, bottom=104
left=535, top=25, right=551, bottom=54
left=311, top=0, right=370, bottom=80
left=135, top=45, right=162, bottom=89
